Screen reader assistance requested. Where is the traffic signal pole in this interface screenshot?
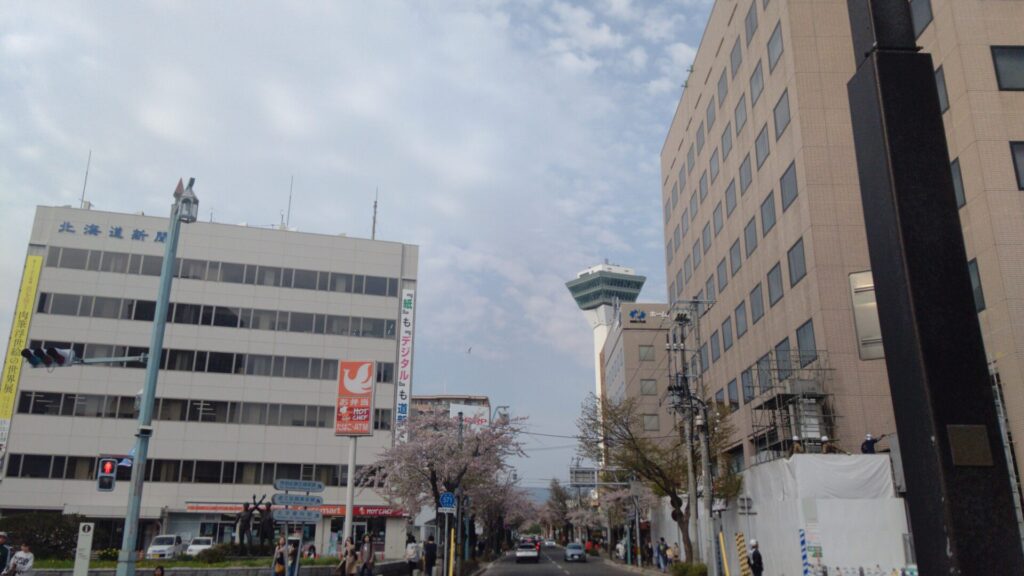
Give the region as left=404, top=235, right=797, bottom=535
left=116, top=179, right=197, bottom=576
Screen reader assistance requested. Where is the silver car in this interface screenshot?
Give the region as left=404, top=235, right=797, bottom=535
left=563, top=543, right=586, bottom=562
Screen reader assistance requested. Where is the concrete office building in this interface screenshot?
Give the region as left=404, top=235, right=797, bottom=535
left=0, top=205, right=419, bottom=558
left=602, top=304, right=673, bottom=424
left=659, top=0, right=1024, bottom=476
left=566, top=263, right=646, bottom=399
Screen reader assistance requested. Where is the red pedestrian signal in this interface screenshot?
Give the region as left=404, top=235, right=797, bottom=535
left=97, top=457, right=118, bottom=492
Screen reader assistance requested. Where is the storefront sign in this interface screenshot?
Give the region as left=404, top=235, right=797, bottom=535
left=56, top=220, right=167, bottom=243
left=394, top=289, right=416, bottom=442
left=0, top=255, right=43, bottom=450
left=185, top=502, right=403, bottom=517
left=335, top=361, right=375, bottom=436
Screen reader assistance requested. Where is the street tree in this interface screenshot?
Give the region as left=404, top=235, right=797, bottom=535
left=540, top=479, right=573, bottom=541
left=375, top=407, right=525, bottom=516
left=468, top=473, right=534, bottom=553
left=576, top=393, right=738, bottom=562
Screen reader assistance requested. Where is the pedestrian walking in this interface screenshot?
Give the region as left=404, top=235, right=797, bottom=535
left=287, top=540, right=299, bottom=576
left=0, top=533, right=12, bottom=575
left=272, top=537, right=288, bottom=576
left=657, top=538, right=668, bottom=572
left=748, top=540, right=764, bottom=576
left=423, top=535, right=438, bottom=576
left=6, top=544, right=34, bottom=576
left=405, top=535, right=421, bottom=575
left=357, top=534, right=374, bottom=576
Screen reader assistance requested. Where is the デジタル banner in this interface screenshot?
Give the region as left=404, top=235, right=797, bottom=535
left=335, top=361, right=376, bottom=436
left=0, top=255, right=43, bottom=449
left=394, top=289, right=416, bottom=442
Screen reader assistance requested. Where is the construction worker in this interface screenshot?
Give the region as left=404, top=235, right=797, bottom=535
left=790, top=436, right=805, bottom=456
left=821, top=435, right=847, bottom=454
left=861, top=433, right=886, bottom=454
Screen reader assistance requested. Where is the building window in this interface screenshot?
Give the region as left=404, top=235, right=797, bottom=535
left=727, top=379, right=739, bottom=411
left=1012, top=142, right=1024, bottom=190
left=756, top=124, right=771, bottom=168
left=909, top=0, right=933, bottom=38
left=722, top=316, right=734, bottom=351
left=735, top=301, right=748, bottom=338
left=688, top=144, right=696, bottom=173
left=718, top=69, right=729, bottom=105
left=715, top=389, right=725, bottom=407
left=797, top=319, right=818, bottom=366
left=710, top=149, right=720, bottom=183
left=671, top=183, right=679, bottom=210
left=740, top=154, right=753, bottom=194
left=706, top=275, right=716, bottom=303
left=700, top=343, right=709, bottom=372
left=697, top=123, right=706, bottom=154
left=750, top=60, right=764, bottom=105
left=745, top=1, right=759, bottom=46
left=730, top=240, right=742, bottom=276
left=993, top=47, right=1024, bottom=90
left=684, top=255, right=693, bottom=284
left=675, top=270, right=683, bottom=296
left=714, top=203, right=724, bottom=236
left=639, top=345, right=655, bottom=361
left=768, top=22, right=784, bottom=71
left=750, top=283, right=765, bottom=324
left=702, top=223, right=712, bottom=254
left=693, top=240, right=702, bottom=268
left=788, top=238, right=807, bottom=286
left=774, top=89, right=791, bottom=138
left=745, top=217, right=758, bottom=257
left=722, top=124, right=734, bottom=161
left=757, top=354, right=772, bottom=393
left=742, top=369, right=755, bottom=402
left=780, top=161, right=799, bottom=210
left=679, top=165, right=687, bottom=191
left=731, top=37, right=743, bottom=78
left=682, top=209, right=690, bottom=236
left=717, top=259, right=729, bottom=292
left=951, top=159, right=966, bottom=208
left=768, top=262, right=784, bottom=306
left=968, top=259, right=986, bottom=312
left=690, top=191, right=699, bottom=221
left=707, top=98, right=717, bottom=131
left=760, top=192, right=777, bottom=235
left=935, top=66, right=949, bottom=112
left=775, top=337, right=793, bottom=381
left=640, top=379, right=658, bottom=396
left=711, top=331, right=721, bottom=362
left=735, top=94, right=748, bottom=134
left=700, top=171, right=709, bottom=201
left=726, top=180, right=737, bottom=216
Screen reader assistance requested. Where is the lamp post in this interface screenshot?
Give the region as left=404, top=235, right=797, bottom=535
left=116, top=178, right=198, bottom=576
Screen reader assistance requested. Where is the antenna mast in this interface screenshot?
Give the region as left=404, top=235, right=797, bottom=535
left=286, top=176, right=294, bottom=228
left=80, top=150, right=92, bottom=208
left=371, top=188, right=379, bottom=240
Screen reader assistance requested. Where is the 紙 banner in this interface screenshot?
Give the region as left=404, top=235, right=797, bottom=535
left=335, top=361, right=376, bottom=436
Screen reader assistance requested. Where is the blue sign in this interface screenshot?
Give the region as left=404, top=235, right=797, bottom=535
left=439, top=492, right=456, bottom=509
left=628, top=309, right=647, bottom=323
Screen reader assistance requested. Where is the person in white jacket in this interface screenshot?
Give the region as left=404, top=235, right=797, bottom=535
left=6, top=544, right=33, bottom=576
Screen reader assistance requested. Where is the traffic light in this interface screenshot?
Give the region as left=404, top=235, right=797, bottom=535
left=97, top=458, right=117, bottom=491
left=20, top=347, right=76, bottom=368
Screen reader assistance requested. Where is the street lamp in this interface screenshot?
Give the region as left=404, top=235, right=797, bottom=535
left=116, top=178, right=198, bottom=576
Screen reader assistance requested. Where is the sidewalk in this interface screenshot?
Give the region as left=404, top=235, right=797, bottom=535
left=599, top=557, right=667, bottom=575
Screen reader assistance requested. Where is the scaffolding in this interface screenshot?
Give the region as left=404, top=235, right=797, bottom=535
left=748, top=349, right=836, bottom=464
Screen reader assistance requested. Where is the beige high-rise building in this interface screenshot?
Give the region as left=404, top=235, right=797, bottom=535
left=660, top=0, right=1024, bottom=478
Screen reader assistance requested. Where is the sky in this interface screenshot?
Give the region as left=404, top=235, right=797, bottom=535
left=0, top=0, right=711, bottom=489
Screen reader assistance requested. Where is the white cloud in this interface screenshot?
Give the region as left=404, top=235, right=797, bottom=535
left=627, top=45, right=648, bottom=70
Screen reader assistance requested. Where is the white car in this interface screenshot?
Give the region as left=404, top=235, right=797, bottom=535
left=186, top=537, right=214, bottom=556
left=515, top=542, right=540, bottom=563
left=146, top=535, right=184, bottom=559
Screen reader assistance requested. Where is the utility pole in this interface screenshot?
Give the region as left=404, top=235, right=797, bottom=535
left=456, top=412, right=464, bottom=576
left=845, top=0, right=1024, bottom=572
left=668, top=312, right=698, bottom=563
left=116, top=179, right=199, bottom=576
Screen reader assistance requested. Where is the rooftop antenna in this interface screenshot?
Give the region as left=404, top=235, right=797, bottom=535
left=371, top=188, right=379, bottom=240
left=79, top=150, right=92, bottom=208
left=286, top=175, right=294, bottom=228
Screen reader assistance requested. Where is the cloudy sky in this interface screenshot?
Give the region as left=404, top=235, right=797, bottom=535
left=0, top=0, right=710, bottom=488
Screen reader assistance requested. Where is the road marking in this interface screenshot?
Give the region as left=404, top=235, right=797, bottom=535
left=541, top=552, right=570, bottom=574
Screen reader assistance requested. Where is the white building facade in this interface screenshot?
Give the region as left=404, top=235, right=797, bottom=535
left=0, top=205, right=418, bottom=558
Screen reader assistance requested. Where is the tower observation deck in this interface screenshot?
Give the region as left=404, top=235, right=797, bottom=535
left=566, top=263, right=646, bottom=398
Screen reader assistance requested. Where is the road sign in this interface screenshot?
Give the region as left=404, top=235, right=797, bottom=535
left=569, top=467, right=598, bottom=488
left=273, top=479, right=325, bottom=493
left=439, top=491, right=457, bottom=513
left=272, top=493, right=324, bottom=507
left=73, top=523, right=94, bottom=576
left=274, top=509, right=323, bottom=524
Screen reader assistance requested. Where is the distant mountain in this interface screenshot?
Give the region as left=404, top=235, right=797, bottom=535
left=523, top=487, right=550, bottom=504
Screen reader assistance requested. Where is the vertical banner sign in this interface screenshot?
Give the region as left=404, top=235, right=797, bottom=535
left=0, top=255, right=43, bottom=449
left=394, top=289, right=416, bottom=442
left=335, top=361, right=376, bottom=436
left=73, top=523, right=95, bottom=576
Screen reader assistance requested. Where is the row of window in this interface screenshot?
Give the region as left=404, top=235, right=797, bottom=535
left=5, top=453, right=377, bottom=487
left=16, top=390, right=392, bottom=430
left=45, top=246, right=401, bottom=297
left=37, top=292, right=397, bottom=340
left=26, top=339, right=396, bottom=383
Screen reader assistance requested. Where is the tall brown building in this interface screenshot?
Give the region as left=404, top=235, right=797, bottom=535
left=659, top=0, right=1024, bottom=482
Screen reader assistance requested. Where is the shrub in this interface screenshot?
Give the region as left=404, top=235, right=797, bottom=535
left=0, top=513, right=84, bottom=559
left=196, top=545, right=229, bottom=564
left=670, top=563, right=708, bottom=576
left=96, top=549, right=120, bottom=561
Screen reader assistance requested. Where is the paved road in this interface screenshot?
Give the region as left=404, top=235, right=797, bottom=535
left=481, top=547, right=638, bottom=575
